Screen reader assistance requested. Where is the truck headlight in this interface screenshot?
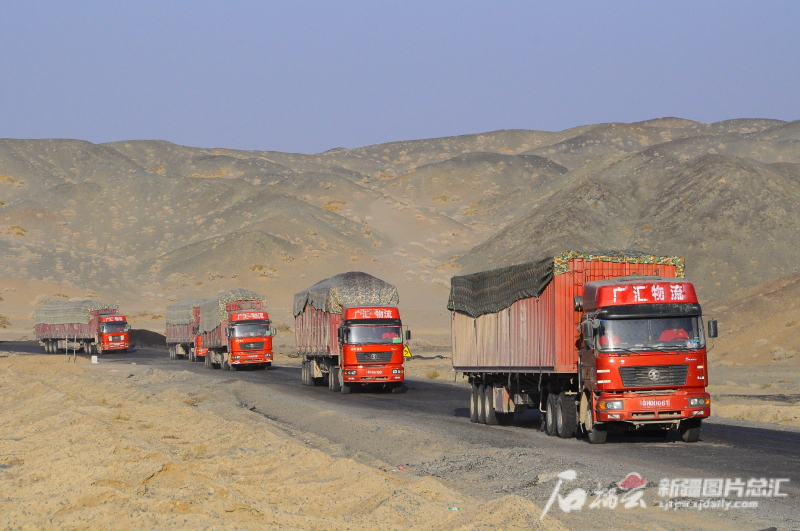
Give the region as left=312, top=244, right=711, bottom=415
left=392, top=368, right=403, bottom=374
left=345, top=370, right=357, bottom=375
left=689, top=397, right=710, bottom=406
left=598, top=400, right=624, bottom=410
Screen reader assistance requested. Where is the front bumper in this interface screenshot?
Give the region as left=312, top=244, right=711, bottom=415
left=102, top=342, right=129, bottom=351
left=342, top=365, right=404, bottom=383
left=595, top=392, right=710, bottom=423
left=231, top=351, right=273, bottom=365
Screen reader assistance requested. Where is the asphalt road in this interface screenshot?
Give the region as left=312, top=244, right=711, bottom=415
left=6, top=341, right=799, bottom=528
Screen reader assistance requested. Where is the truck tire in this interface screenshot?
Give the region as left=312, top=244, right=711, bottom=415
left=341, top=375, right=352, bottom=394
left=477, top=384, right=487, bottom=424
left=205, top=352, right=211, bottom=369
left=222, top=355, right=231, bottom=371
left=484, top=385, right=498, bottom=425
left=169, top=345, right=175, bottom=359
left=544, top=393, right=558, bottom=436
left=680, top=419, right=702, bottom=443
left=556, top=394, right=577, bottom=439
left=588, top=423, right=608, bottom=444
left=469, top=382, right=479, bottom=423
left=329, top=366, right=341, bottom=392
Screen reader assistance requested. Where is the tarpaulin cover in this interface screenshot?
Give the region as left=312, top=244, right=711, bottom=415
left=448, top=250, right=685, bottom=318
left=293, top=272, right=399, bottom=317
left=198, top=289, right=268, bottom=333
left=33, top=300, right=119, bottom=325
left=165, top=299, right=207, bottom=325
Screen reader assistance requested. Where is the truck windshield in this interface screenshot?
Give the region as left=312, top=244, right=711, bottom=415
left=598, top=317, right=705, bottom=351
left=345, top=326, right=403, bottom=345
left=231, top=323, right=271, bottom=338
left=101, top=323, right=128, bottom=334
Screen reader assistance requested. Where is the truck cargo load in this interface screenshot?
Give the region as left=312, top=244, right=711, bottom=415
left=449, top=250, right=716, bottom=444
left=294, top=272, right=407, bottom=394
left=34, top=300, right=129, bottom=355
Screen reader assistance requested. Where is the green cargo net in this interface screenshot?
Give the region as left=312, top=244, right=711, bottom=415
left=448, top=251, right=685, bottom=318
left=293, top=271, right=399, bottom=317
left=33, top=300, right=119, bottom=325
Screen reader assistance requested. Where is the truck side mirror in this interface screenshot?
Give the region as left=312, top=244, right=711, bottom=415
left=582, top=321, right=595, bottom=349
left=707, top=319, right=718, bottom=338
left=337, top=328, right=343, bottom=343
left=124, top=325, right=130, bottom=332
left=405, top=330, right=411, bottom=341
left=270, top=325, right=277, bottom=337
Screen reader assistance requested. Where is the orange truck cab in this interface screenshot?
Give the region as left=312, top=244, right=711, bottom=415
left=97, top=314, right=130, bottom=353
left=223, top=310, right=274, bottom=368
left=579, top=276, right=715, bottom=442
left=338, top=305, right=408, bottom=391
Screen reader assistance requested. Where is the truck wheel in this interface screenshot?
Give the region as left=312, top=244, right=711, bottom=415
left=302, top=361, right=310, bottom=385
left=588, top=423, right=608, bottom=444
left=680, top=419, right=702, bottom=443
left=340, top=377, right=351, bottom=394
left=477, top=384, right=487, bottom=424
left=556, top=394, right=577, bottom=439
left=44, top=341, right=50, bottom=353
left=484, top=385, right=498, bottom=425
left=544, top=393, right=558, bottom=436
left=204, top=352, right=211, bottom=369
left=469, top=382, right=479, bottom=423
left=328, top=366, right=341, bottom=392
left=222, top=355, right=231, bottom=371
left=390, top=384, right=403, bottom=394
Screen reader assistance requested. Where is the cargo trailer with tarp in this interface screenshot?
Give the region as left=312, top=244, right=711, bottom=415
left=165, top=299, right=206, bottom=360
left=294, top=272, right=408, bottom=394
left=197, top=289, right=275, bottom=371
left=449, top=250, right=717, bottom=444
left=34, top=300, right=130, bottom=355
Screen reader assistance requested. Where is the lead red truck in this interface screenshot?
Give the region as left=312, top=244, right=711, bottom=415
left=449, top=251, right=718, bottom=444
left=294, top=272, right=409, bottom=394
left=34, top=300, right=130, bottom=355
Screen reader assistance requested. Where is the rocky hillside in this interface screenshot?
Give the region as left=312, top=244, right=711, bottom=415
left=0, top=117, right=798, bottom=340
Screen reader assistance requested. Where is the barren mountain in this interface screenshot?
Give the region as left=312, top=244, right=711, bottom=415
left=1, top=117, right=798, bottom=345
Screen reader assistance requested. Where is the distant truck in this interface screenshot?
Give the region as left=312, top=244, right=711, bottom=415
left=294, top=272, right=409, bottom=394
left=165, top=299, right=206, bottom=360
left=34, top=300, right=130, bottom=355
left=449, top=251, right=717, bottom=443
left=197, top=289, right=275, bottom=371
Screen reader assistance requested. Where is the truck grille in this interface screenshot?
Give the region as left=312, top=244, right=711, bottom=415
left=239, top=342, right=265, bottom=351
left=619, top=365, right=688, bottom=387
left=356, top=351, right=393, bottom=363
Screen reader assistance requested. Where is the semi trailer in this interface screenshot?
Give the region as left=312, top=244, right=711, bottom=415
left=197, top=289, right=275, bottom=371
left=294, top=272, right=409, bottom=394
left=165, top=299, right=206, bottom=360
left=34, top=300, right=130, bottom=355
left=449, top=251, right=717, bottom=443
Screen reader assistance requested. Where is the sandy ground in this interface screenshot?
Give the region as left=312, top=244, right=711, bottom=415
left=0, top=352, right=569, bottom=531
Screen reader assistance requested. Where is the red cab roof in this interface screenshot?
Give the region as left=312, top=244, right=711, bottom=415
left=230, top=310, right=269, bottom=322
left=583, top=276, right=697, bottom=311
left=100, top=315, right=126, bottom=322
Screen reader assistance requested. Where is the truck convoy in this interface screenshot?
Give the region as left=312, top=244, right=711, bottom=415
left=34, top=300, right=129, bottom=355
left=197, top=289, right=275, bottom=371
left=165, top=299, right=206, bottom=360
left=449, top=251, right=717, bottom=444
left=294, top=272, right=409, bottom=394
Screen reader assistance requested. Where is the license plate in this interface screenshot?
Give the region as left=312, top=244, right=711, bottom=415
left=641, top=398, right=670, bottom=408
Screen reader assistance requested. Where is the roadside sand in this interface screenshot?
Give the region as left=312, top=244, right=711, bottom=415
left=0, top=353, right=568, bottom=531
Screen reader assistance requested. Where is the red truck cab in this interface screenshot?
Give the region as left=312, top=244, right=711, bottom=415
left=338, top=306, right=407, bottom=389
left=226, top=310, right=274, bottom=368
left=98, top=315, right=130, bottom=352
left=579, top=277, right=715, bottom=442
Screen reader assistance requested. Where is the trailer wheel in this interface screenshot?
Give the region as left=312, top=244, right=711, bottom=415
left=680, top=419, right=702, bottom=443
left=556, top=394, right=577, bottom=439
left=469, top=382, right=479, bottom=423
left=588, top=423, right=608, bottom=444
left=205, top=352, right=211, bottom=369
left=544, top=393, right=558, bottom=436
left=484, top=385, right=498, bottom=425
left=44, top=341, right=50, bottom=353
left=329, top=366, right=341, bottom=392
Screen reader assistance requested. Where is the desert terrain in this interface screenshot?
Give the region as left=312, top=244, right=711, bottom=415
left=1, top=118, right=800, bottom=528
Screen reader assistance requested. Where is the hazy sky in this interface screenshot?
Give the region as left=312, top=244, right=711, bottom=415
left=1, top=2, right=798, bottom=153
